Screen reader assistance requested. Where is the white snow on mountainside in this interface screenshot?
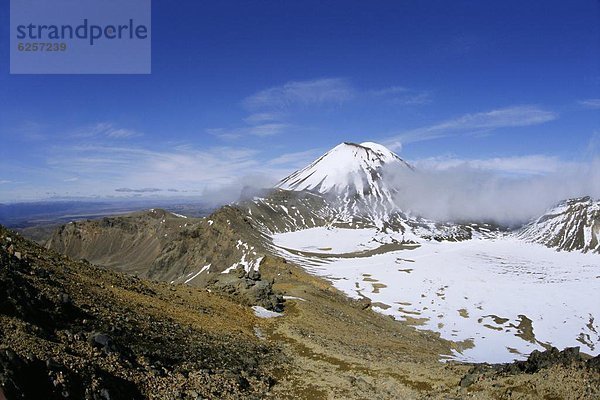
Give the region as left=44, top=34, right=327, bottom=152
left=276, top=142, right=412, bottom=225
left=266, top=141, right=600, bottom=363
left=518, top=197, right=600, bottom=254
left=277, top=141, right=411, bottom=195
left=272, top=230, right=599, bottom=363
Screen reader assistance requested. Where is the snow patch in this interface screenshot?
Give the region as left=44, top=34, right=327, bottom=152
left=184, top=264, right=211, bottom=284
left=283, top=296, right=306, bottom=302
left=171, top=212, right=188, bottom=219
left=252, top=306, right=283, bottom=318
left=273, top=227, right=381, bottom=254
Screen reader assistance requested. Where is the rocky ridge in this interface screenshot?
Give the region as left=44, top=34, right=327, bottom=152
left=518, top=196, right=600, bottom=253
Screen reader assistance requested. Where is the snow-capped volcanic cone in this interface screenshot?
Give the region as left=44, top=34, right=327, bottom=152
left=278, top=141, right=411, bottom=194
left=518, top=197, right=600, bottom=253
left=276, top=142, right=412, bottom=225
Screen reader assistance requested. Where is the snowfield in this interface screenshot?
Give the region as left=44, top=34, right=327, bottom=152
left=273, top=226, right=381, bottom=254
left=272, top=229, right=600, bottom=363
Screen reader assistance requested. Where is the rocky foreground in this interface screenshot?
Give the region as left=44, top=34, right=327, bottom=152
left=1, top=225, right=599, bottom=399
left=0, top=225, right=281, bottom=399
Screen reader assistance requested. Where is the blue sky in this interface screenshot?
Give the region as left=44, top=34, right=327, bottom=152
left=0, top=0, right=599, bottom=202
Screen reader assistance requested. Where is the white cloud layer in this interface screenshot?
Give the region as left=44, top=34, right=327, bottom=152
left=369, top=85, right=432, bottom=105
left=383, top=105, right=558, bottom=145
left=71, top=122, right=142, bottom=139
left=385, top=157, right=600, bottom=226
left=579, top=99, right=600, bottom=109
left=210, top=78, right=431, bottom=141
left=243, top=112, right=283, bottom=124
left=1, top=142, right=299, bottom=204
left=243, top=78, right=355, bottom=110
left=208, top=123, right=289, bottom=140
left=267, top=149, right=322, bottom=167
left=412, top=154, right=565, bottom=175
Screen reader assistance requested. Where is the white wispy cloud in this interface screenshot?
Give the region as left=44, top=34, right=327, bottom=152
left=587, top=131, right=600, bottom=155
left=391, top=92, right=432, bottom=106
left=47, top=145, right=258, bottom=185
left=0, top=180, right=12, bottom=184
left=208, top=123, right=290, bottom=140
left=71, top=122, right=142, bottom=139
left=369, top=85, right=432, bottom=105
left=411, top=154, right=564, bottom=175
left=383, top=105, right=558, bottom=146
left=243, top=112, right=283, bottom=124
left=243, top=78, right=356, bottom=109
left=267, top=148, right=322, bottom=167
left=369, top=86, right=410, bottom=96
left=212, top=78, right=432, bottom=141
left=115, top=187, right=163, bottom=193
left=212, top=78, right=352, bottom=140
left=41, top=142, right=302, bottom=201
left=578, top=99, right=600, bottom=109
left=247, top=123, right=289, bottom=137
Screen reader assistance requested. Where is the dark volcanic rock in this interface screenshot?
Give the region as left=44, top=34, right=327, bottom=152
left=458, top=363, right=494, bottom=388
left=0, top=350, right=142, bottom=400
left=459, top=346, right=593, bottom=389
left=247, top=269, right=261, bottom=281
left=0, top=244, right=88, bottom=336
left=459, top=372, right=477, bottom=388
left=503, top=347, right=583, bottom=374
left=88, top=333, right=118, bottom=353
left=0, top=350, right=85, bottom=399
left=357, top=297, right=371, bottom=310
left=586, top=354, right=600, bottom=370
left=208, top=267, right=283, bottom=311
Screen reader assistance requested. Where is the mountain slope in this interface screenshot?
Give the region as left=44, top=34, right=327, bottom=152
left=45, top=207, right=272, bottom=286
left=13, top=226, right=600, bottom=400
left=45, top=209, right=194, bottom=276
left=0, top=224, right=281, bottom=399
left=518, top=197, right=600, bottom=253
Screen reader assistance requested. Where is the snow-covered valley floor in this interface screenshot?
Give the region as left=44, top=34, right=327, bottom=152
left=272, top=227, right=600, bottom=363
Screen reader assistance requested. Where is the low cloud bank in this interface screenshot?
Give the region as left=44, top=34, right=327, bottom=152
left=200, top=174, right=277, bottom=207
left=385, top=159, right=600, bottom=227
